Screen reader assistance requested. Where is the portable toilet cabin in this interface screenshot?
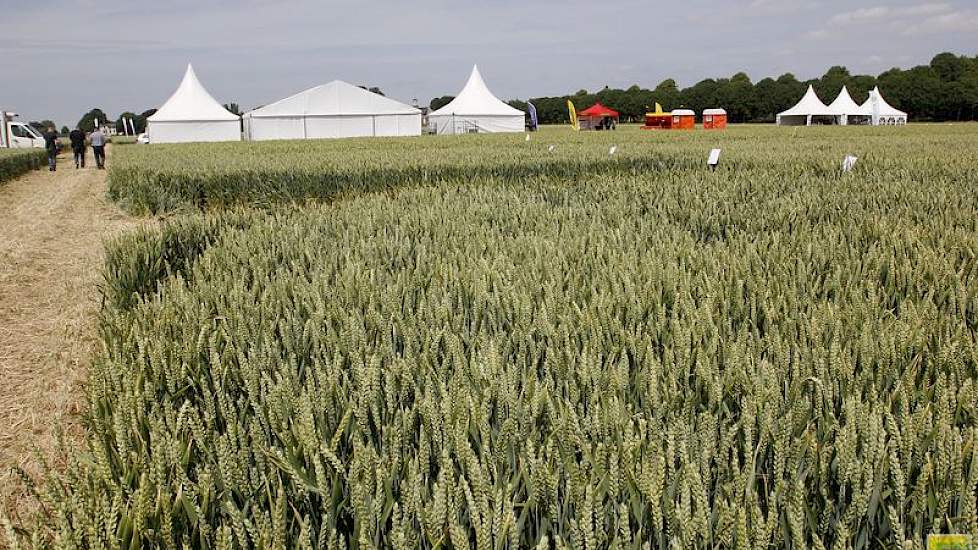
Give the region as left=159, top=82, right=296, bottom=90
left=703, top=108, right=727, bottom=129
left=671, top=109, right=695, bottom=130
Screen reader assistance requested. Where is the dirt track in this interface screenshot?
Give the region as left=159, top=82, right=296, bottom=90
left=0, top=148, right=140, bottom=525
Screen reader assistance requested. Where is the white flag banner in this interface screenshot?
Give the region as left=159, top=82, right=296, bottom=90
left=841, top=155, right=858, bottom=173
left=708, top=148, right=722, bottom=168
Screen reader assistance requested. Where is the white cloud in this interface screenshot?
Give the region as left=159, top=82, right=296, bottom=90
left=902, top=10, right=978, bottom=34
left=748, top=0, right=821, bottom=15
left=828, top=3, right=953, bottom=25
left=829, top=6, right=891, bottom=25
left=811, top=2, right=977, bottom=39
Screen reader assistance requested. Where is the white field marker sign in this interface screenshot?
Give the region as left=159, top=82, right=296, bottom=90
left=842, top=155, right=858, bottom=173
left=609, top=145, right=618, bottom=156
left=548, top=144, right=556, bottom=153
left=708, top=148, right=722, bottom=170
left=525, top=133, right=530, bottom=142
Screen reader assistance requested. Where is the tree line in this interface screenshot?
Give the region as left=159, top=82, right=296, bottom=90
left=500, top=52, right=978, bottom=124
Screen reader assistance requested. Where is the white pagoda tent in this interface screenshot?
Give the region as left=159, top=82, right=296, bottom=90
left=861, top=87, right=907, bottom=125
left=827, top=86, right=869, bottom=125
left=147, top=64, right=241, bottom=144
left=428, top=65, right=525, bottom=134
left=243, top=81, right=422, bottom=140
left=776, top=85, right=835, bottom=126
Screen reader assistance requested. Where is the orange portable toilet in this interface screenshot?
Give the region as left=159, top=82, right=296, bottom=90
left=703, top=108, right=727, bottom=129
left=671, top=109, right=695, bottom=130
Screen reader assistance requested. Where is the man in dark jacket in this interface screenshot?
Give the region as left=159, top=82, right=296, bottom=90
left=69, top=127, right=86, bottom=168
left=43, top=127, right=60, bottom=171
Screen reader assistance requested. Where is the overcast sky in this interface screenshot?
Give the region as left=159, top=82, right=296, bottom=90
left=2, top=0, right=976, bottom=126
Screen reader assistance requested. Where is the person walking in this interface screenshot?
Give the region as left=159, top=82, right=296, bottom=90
left=69, top=126, right=86, bottom=168
left=43, top=127, right=60, bottom=171
left=90, top=126, right=106, bottom=169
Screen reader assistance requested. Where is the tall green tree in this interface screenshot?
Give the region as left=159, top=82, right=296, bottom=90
left=78, top=109, right=111, bottom=132
left=429, top=96, right=455, bottom=111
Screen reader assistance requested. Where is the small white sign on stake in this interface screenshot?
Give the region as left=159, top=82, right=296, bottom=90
left=548, top=144, right=556, bottom=153
left=841, top=154, right=858, bottom=173
left=708, top=148, right=722, bottom=170
left=525, top=133, right=530, bottom=142
left=609, top=145, right=618, bottom=156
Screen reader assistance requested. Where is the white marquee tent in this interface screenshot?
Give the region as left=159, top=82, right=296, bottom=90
left=779, top=84, right=908, bottom=127
left=776, top=85, right=835, bottom=126
left=147, top=64, right=241, bottom=144
left=827, top=86, right=869, bottom=126
left=243, top=81, right=422, bottom=140
left=862, top=87, right=907, bottom=125
left=428, top=65, right=525, bottom=134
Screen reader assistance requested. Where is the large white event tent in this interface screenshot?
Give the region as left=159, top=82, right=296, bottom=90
left=827, top=86, right=868, bottom=126
left=147, top=64, right=241, bottom=144
left=862, top=87, right=907, bottom=125
left=776, top=85, right=835, bottom=126
left=428, top=65, right=525, bottom=134
left=243, top=81, right=422, bottom=140
left=778, top=84, right=907, bottom=126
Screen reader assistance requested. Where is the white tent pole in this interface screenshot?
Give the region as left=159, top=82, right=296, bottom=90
left=806, top=115, right=812, bottom=126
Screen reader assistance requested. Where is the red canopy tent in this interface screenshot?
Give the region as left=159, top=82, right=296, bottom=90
left=577, top=102, right=619, bottom=130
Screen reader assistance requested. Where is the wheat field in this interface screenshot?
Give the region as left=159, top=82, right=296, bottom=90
left=9, top=124, right=978, bottom=549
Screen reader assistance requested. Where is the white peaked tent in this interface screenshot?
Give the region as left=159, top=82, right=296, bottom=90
left=429, top=65, right=525, bottom=134
left=243, top=81, right=422, bottom=140
left=861, top=87, right=907, bottom=125
left=147, top=64, right=241, bottom=144
left=827, top=86, right=868, bottom=125
left=776, top=85, right=835, bottom=126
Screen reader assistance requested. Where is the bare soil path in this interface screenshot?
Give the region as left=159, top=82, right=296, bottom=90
left=0, top=148, right=142, bottom=526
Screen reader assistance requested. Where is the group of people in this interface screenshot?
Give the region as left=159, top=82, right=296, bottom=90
left=42, top=126, right=107, bottom=172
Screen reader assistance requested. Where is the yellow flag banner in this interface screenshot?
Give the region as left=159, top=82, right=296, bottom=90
left=567, top=100, right=579, bottom=130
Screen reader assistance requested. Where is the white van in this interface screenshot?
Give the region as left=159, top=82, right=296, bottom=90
left=0, top=111, right=46, bottom=148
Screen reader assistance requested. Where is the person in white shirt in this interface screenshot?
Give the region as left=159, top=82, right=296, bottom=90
left=89, top=128, right=106, bottom=169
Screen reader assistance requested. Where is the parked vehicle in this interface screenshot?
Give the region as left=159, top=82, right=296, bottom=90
left=0, top=111, right=45, bottom=148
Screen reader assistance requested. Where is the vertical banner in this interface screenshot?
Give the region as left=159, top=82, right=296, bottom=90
left=0, top=111, right=8, bottom=148
left=567, top=100, right=578, bottom=131
left=527, top=102, right=538, bottom=131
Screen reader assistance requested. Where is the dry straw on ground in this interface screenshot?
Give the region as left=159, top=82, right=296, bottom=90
left=0, top=148, right=141, bottom=531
